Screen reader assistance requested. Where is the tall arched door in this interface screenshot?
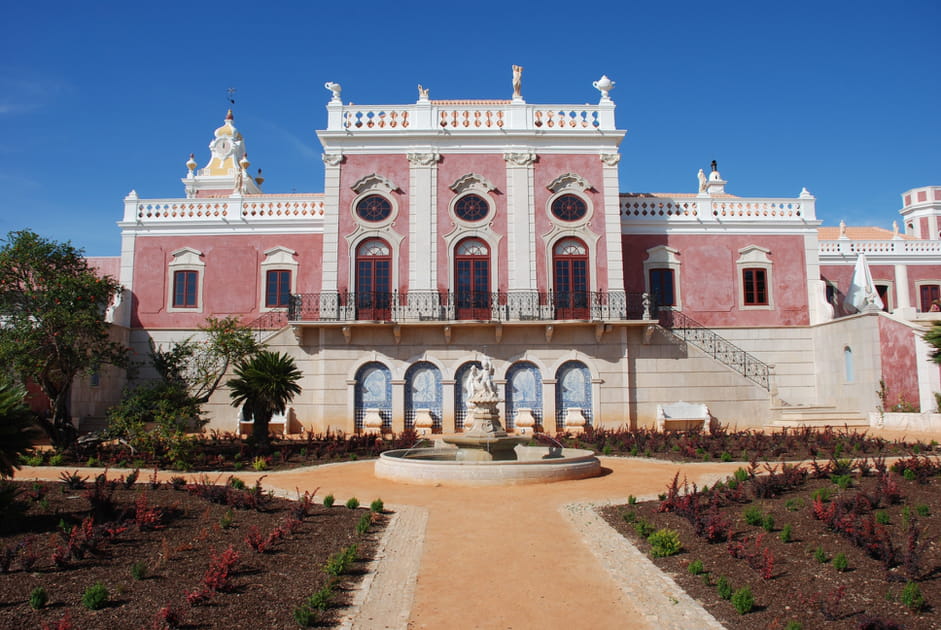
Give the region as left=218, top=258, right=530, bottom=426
left=455, top=238, right=491, bottom=320
left=506, top=362, right=542, bottom=431
left=405, top=362, right=442, bottom=432
left=553, top=238, right=589, bottom=319
left=354, top=362, right=391, bottom=432
left=355, top=238, right=391, bottom=320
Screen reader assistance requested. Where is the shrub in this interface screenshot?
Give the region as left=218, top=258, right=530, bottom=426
left=779, top=523, right=793, bottom=543
left=716, top=576, right=733, bottom=600
left=916, top=504, right=930, bottom=517
left=743, top=505, right=763, bottom=526
left=346, top=497, right=360, bottom=510
left=761, top=515, right=775, bottom=532
left=733, top=468, right=749, bottom=483
left=357, top=513, right=372, bottom=535
left=370, top=498, right=384, bottom=513
left=58, top=471, right=87, bottom=490
left=307, top=583, right=334, bottom=611
left=229, top=477, right=246, bottom=490
left=633, top=518, right=655, bottom=538
left=832, top=552, right=848, bottom=572
left=325, top=544, right=358, bottom=577
left=875, top=510, right=890, bottom=525
left=687, top=559, right=704, bottom=575
left=627, top=494, right=637, bottom=505
left=814, top=546, right=827, bottom=563
left=812, top=487, right=832, bottom=502
left=29, top=586, right=47, bottom=610
left=81, top=582, right=109, bottom=610
left=832, top=474, right=853, bottom=490
left=731, top=586, right=754, bottom=614
left=252, top=457, right=268, bottom=472
left=131, top=560, right=147, bottom=580
left=647, top=529, right=682, bottom=558
left=293, top=605, right=318, bottom=627
left=784, top=498, right=803, bottom=512
left=901, top=581, right=925, bottom=612
left=784, top=622, right=802, bottom=630
left=721, top=451, right=733, bottom=462
left=323, top=494, right=335, bottom=508
left=220, top=509, right=233, bottom=529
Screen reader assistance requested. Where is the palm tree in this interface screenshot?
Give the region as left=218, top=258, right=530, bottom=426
left=0, top=379, right=38, bottom=478
left=227, top=351, right=302, bottom=447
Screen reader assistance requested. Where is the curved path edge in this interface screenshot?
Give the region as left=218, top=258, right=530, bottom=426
left=561, top=496, right=726, bottom=630
left=339, top=504, right=427, bottom=630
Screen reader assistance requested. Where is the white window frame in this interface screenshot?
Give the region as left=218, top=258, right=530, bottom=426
left=736, top=245, right=773, bottom=311
left=167, top=247, right=205, bottom=313
left=643, top=246, right=682, bottom=310
left=260, top=246, right=298, bottom=312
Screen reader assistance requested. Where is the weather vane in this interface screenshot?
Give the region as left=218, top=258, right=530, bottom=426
left=226, top=87, right=237, bottom=107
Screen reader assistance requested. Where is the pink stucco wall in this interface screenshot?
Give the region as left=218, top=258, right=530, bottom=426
left=86, top=256, right=120, bottom=280
left=131, top=233, right=323, bottom=328
left=878, top=317, right=920, bottom=410
left=336, top=155, right=410, bottom=292
left=622, top=233, right=809, bottom=326
left=533, top=154, right=608, bottom=291
left=436, top=154, right=508, bottom=291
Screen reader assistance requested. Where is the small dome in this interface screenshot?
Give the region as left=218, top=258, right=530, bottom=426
left=186, top=153, right=197, bottom=172
left=214, top=110, right=238, bottom=138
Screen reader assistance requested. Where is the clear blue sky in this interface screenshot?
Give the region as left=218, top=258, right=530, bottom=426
left=2, top=1, right=938, bottom=256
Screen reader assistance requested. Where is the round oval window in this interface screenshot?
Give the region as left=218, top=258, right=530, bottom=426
left=550, top=194, right=588, bottom=221
left=355, top=195, right=393, bottom=222
left=454, top=194, right=489, bottom=222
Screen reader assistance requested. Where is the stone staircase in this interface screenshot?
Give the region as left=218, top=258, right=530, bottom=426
left=766, top=405, right=869, bottom=429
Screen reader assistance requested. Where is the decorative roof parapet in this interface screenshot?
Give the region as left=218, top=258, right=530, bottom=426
left=120, top=194, right=326, bottom=225
left=818, top=238, right=941, bottom=259
left=324, top=100, right=617, bottom=133
left=619, top=194, right=817, bottom=223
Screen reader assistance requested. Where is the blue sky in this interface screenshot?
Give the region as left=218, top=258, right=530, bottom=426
left=2, top=1, right=938, bottom=256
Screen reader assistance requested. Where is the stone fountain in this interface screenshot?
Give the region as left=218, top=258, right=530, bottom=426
left=374, top=355, right=601, bottom=486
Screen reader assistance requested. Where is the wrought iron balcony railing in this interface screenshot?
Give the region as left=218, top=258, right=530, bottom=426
left=285, top=290, right=654, bottom=323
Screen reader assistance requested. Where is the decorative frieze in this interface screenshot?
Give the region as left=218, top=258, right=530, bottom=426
left=600, top=153, right=621, bottom=166
left=504, top=151, right=537, bottom=167
left=322, top=153, right=344, bottom=166
left=407, top=152, right=440, bottom=167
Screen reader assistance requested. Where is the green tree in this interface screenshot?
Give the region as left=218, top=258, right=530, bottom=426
left=227, top=351, right=302, bottom=447
left=0, top=379, right=38, bottom=478
left=152, top=316, right=260, bottom=404
left=0, top=230, right=127, bottom=447
left=925, top=322, right=941, bottom=364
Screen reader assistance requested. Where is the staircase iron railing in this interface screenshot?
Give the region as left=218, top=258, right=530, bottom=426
left=658, top=308, right=771, bottom=391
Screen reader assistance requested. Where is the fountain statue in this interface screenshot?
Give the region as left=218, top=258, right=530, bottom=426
left=374, top=353, right=602, bottom=485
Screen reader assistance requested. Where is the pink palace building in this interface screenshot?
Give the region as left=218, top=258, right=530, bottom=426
left=77, top=72, right=941, bottom=435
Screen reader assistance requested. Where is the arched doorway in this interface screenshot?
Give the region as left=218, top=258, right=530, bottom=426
left=455, top=238, right=491, bottom=320
left=553, top=237, right=589, bottom=319
left=354, top=362, right=391, bottom=432
left=355, top=238, right=392, bottom=320
left=506, top=362, right=542, bottom=431
left=555, top=361, right=592, bottom=431
left=405, top=362, right=442, bottom=432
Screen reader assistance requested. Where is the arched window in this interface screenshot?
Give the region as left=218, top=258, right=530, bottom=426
left=454, top=361, right=481, bottom=432
left=455, top=238, right=491, bottom=320
left=506, top=362, right=542, bottom=431
left=355, top=238, right=392, bottom=320
left=555, top=361, right=592, bottom=431
left=553, top=238, right=590, bottom=319
left=354, top=362, right=391, bottom=432
left=405, top=362, right=442, bottom=432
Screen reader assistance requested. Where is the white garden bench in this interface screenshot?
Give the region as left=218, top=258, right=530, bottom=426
left=655, top=402, right=712, bottom=432
left=237, top=406, right=291, bottom=436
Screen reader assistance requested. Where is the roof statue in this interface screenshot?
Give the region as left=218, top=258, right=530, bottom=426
left=697, top=168, right=707, bottom=192
left=512, top=65, right=523, bottom=101
left=839, top=219, right=847, bottom=238
left=417, top=84, right=429, bottom=101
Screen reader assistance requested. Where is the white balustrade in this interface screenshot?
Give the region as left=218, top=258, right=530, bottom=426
left=819, top=239, right=941, bottom=258
left=124, top=195, right=326, bottom=224
left=330, top=102, right=616, bottom=133
left=620, top=195, right=815, bottom=222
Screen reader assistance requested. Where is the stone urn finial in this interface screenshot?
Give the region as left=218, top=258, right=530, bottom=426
left=593, top=75, right=615, bottom=100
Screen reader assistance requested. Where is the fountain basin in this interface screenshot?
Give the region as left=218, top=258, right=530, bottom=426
left=374, top=445, right=602, bottom=486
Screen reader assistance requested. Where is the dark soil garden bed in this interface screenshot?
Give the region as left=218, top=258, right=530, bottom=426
left=0, top=472, right=386, bottom=629
left=602, top=455, right=941, bottom=630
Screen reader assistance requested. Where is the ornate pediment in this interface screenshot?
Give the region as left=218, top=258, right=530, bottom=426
left=547, top=172, right=592, bottom=193
left=351, top=173, right=398, bottom=194
left=449, top=173, right=496, bottom=195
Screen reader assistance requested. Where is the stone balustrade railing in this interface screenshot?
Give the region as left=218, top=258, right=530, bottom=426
left=325, top=100, right=616, bottom=133
left=121, top=194, right=326, bottom=224
left=620, top=195, right=816, bottom=222
left=819, top=239, right=941, bottom=257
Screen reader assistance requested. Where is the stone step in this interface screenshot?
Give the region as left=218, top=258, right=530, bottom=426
left=767, top=405, right=869, bottom=428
